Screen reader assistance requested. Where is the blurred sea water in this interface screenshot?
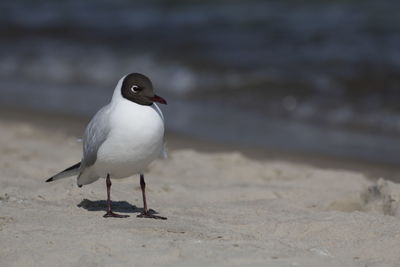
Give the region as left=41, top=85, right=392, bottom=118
left=1, top=0, right=400, bottom=164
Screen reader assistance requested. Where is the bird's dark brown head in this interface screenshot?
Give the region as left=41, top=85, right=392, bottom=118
left=121, top=73, right=167, bottom=106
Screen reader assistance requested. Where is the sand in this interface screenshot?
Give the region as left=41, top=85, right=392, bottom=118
left=1, top=113, right=400, bottom=267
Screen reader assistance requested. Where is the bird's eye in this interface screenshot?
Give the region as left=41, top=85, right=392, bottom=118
left=131, top=85, right=140, bottom=93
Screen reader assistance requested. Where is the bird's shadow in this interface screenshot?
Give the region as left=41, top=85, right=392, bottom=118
left=77, top=198, right=159, bottom=215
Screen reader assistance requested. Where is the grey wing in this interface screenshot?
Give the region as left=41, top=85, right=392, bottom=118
left=82, top=105, right=112, bottom=167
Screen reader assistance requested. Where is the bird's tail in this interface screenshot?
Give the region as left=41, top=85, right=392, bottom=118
left=46, top=162, right=81, bottom=182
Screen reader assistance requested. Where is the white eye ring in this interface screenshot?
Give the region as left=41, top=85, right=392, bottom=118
left=131, top=85, right=140, bottom=93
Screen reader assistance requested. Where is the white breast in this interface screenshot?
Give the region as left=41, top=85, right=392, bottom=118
left=95, top=100, right=165, bottom=178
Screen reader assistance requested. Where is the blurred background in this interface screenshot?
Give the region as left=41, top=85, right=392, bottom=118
left=1, top=0, right=400, bottom=167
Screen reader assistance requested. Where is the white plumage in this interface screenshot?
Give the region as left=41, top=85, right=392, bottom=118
left=47, top=73, right=168, bottom=219
left=78, top=76, right=165, bottom=185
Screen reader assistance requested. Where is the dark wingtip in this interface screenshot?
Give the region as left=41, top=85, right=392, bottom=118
left=45, top=177, right=53, bottom=183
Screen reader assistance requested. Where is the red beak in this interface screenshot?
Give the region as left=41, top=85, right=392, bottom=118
left=149, top=94, right=167, bottom=105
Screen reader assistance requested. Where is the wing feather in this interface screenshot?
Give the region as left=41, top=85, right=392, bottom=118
left=82, top=105, right=112, bottom=167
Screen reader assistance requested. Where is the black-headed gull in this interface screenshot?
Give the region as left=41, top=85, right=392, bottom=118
left=46, top=73, right=167, bottom=219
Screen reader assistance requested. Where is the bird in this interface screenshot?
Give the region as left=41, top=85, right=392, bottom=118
left=46, top=73, right=168, bottom=219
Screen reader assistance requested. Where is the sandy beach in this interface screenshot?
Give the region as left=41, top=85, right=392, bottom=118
left=1, top=110, right=400, bottom=267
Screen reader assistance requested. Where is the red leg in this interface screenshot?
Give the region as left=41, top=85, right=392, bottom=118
left=103, top=174, right=129, bottom=218
left=137, top=174, right=167, bottom=220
